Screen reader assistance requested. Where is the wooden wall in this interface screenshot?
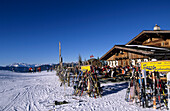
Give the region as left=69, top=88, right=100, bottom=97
left=107, top=52, right=149, bottom=67
left=143, top=38, right=170, bottom=48
left=108, top=52, right=148, bottom=61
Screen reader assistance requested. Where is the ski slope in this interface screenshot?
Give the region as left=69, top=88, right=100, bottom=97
left=0, top=70, right=162, bottom=111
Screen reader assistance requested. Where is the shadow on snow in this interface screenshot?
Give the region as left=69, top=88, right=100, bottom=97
left=102, top=82, right=128, bottom=96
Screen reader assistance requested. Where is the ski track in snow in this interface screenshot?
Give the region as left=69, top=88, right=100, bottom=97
left=0, top=70, right=165, bottom=111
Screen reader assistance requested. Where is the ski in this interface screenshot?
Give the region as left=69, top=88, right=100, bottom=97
left=155, top=71, right=161, bottom=109
left=143, top=69, right=148, bottom=107
left=138, top=70, right=143, bottom=106
left=47, top=100, right=70, bottom=111
left=152, top=71, right=156, bottom=109
left=160, top=79, right=168, bottom=110
left=167, top=72, right=170, bottom=109
left=125, top=69, right=135, bottom=102
left=72, top=97, right=87, bottom=102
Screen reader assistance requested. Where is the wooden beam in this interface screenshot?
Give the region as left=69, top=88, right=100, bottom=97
left=126, top=30, right=170, bottom=45
left=143, top=33, right=151, bottom=38
left=100, top=46, right=116, bottom=60
left=133, top=40, right=143, bottom=44
left=143, top=34, right=155, bottom=41
left=156, top=33, right=167, bottom=40
left=115, top=46, right=154, bottom=55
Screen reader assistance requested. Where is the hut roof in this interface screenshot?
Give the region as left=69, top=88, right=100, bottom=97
left=126, top=30, right=170, bottom=45
left=100, top=45, right=170, bottom=60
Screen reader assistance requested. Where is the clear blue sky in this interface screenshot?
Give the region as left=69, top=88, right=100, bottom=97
left=1, top=0, right=170, bottom=66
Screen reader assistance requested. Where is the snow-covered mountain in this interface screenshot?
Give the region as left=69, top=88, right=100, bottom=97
left=4, top=62, right=78, bottom=68
left=1, top=63, right=56, bottom=72
left=7, top=63, right=41, bottom=68
left=0, top=62, right=78, bottom=72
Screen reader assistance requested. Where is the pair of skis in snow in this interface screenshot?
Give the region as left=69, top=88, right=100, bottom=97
left=47, top=97, right=87, bottom=111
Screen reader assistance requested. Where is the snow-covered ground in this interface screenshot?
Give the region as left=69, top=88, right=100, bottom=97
left=0, top=70, right=162, bottom=111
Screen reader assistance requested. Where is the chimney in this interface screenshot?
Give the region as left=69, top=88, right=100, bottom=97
left=153, top=24, right=161, bottom=30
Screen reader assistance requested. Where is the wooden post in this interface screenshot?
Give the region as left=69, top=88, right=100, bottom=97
left=67, top=71, right=70, bottom=87
left=59, top=42, right=62, bottom=69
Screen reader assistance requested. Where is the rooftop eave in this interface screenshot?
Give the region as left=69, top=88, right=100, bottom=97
left=100, top=45, right=116, bottom=60
left=126, top=30, right=170, bottom=45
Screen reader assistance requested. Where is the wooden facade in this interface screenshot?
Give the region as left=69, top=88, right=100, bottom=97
left=100, top=26, right=170, bottom=67
left=107, top=51, right=149, bottom=67
left=143, top=37, right=170, bottom=48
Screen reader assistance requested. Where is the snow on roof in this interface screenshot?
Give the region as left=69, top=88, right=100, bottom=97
left=125, top=45, right=170, bottom=51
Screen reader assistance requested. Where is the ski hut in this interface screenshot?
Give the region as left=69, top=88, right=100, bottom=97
left=100, top=24, right=170, bottom=67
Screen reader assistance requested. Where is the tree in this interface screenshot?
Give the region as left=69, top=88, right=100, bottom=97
left=84, top=59, right=87, bottom=65
left=78, top=54, right=82, bottom=66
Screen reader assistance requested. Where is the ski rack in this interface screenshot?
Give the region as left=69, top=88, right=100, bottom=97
left=167, top=72, right=170, bottom=109
left=56, top=67, right=102, bottom=98
left=125, top=67, right=169, bottom=110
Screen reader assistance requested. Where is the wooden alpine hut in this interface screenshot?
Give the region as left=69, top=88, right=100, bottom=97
left=100, top=24, right=170, bottom=67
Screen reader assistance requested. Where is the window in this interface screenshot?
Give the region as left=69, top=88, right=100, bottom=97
left=165, top=42, right=169, bottom=46
left=123, top=61, right=125, bottom=66
left=118, top=60, right=121, bottom=66
left=162, top=42, right=165, bottom=46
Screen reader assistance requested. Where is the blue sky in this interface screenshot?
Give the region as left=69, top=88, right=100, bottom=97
left=1, top=0, right=170, bottom=66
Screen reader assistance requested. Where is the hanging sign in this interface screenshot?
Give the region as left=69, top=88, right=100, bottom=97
left=81, top=65, right=91, bottom=72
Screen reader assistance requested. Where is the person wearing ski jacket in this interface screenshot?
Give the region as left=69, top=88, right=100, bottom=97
left=29, top=67, right=32, bottom=72
left=38, top=67, right=41, bottom=72
left=33, top=67, right=36, bottom=72
left=102, top=66, right=107, bottom=77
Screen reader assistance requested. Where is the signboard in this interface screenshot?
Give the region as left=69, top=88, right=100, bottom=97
left=141, top=60, right=170, bottom=72
left=81, top=65, right=91, bottom=72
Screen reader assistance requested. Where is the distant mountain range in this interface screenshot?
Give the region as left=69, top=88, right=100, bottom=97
left=7, top=63, right=41, bottom=68
left=0, top=62, right=78, bottom=72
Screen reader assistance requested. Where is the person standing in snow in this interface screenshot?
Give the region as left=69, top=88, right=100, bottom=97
left=39, top=67, right=41, bottom=72
left=47, top=67, right=49, bottom=72
left=38, top=67, right=41, bottom=72
left=31, top=67, right=33, bottom=72
left=50, top=67, right=53, bottom=72
left=29, top=67, right=32, bottom=72
left=33, top=67, right=36, bottom=73
left=12, top=68, right=14, bottom=72
left=111, top=68, right=114, bottom=77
